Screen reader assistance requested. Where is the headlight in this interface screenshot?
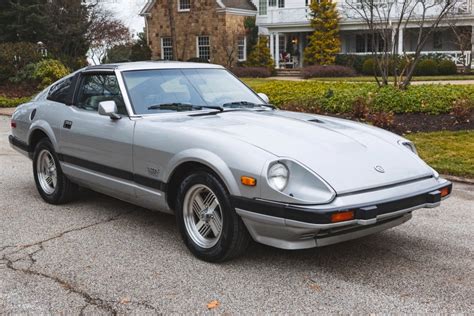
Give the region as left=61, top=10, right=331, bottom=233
left=268, top=162, right=289, bottom=191
left=399, top=140, right=418, bottom=155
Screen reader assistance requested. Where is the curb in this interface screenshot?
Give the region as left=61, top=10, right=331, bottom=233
left=442, top=174, right=474, bottom=185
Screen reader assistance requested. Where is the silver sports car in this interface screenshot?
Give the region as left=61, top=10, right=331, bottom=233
left=9, top=62, right=452, bottom=262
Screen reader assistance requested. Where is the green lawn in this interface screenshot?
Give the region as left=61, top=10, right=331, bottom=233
left=407, top=130, right=474, bottom=178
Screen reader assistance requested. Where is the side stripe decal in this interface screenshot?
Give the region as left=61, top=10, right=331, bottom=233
left=57, top=153, right=168, bottom=193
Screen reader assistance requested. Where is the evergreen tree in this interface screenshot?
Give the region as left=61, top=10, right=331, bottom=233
left=129, top=32, right=152, bottom=62
left=0, top=0, right=48, bottom=43
left=304, top=0, right=340, bottom=65
left=246, top=36, right=274, bottom=70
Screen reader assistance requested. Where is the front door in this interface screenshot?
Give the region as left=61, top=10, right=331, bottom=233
left=58, top=71, right=136, bottom=198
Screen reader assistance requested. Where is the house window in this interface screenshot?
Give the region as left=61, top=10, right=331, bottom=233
left=356, top=34, right=365, bottom=52
left=259, top=0, right=267, bottom=15
left=161, top=37, right=173, bottom=60
left=197, top=36, right=211, bottom=61
left=269, top=0, right=285, bottom=8
left=238, top=36, right=247, bottom=61
left=433, top=31, right=442, bottom=49
left=178, top=0, right=190, bottom=12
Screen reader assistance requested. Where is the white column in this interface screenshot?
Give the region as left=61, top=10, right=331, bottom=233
left=275, top=32, right=280, bottom=68
left=269, top=32, right=275, bottom=61
left=471, top=26, right=474, bottom=68
left=398, top=28, right=404, bottom=55
left=299, top=33, right=304, bottom=67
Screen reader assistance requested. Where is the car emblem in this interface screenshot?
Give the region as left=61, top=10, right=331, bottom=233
left=375, top=166, right=385, bottom=173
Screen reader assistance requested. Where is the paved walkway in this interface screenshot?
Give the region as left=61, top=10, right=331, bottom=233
left=0, top=107, right=15, bottom=117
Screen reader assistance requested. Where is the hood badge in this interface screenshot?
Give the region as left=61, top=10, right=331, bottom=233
left=374, top=166, right=385, bottom=173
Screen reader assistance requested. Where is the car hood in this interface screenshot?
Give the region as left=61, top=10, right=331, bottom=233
left=183, top=110, right=433, bottom=194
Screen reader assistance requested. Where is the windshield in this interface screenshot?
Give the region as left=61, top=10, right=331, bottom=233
left=122, top=68, right=263, bottom=115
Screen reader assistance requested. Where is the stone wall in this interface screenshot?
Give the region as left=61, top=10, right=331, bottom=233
left=145, top=0, right=249, bottom=67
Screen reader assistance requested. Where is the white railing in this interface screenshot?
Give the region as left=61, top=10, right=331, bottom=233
left=343, top=51, right=472, bottom=66
left=266, top=7, right=311, bottom=24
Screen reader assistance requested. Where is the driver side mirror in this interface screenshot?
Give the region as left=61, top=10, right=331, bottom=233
left=98, top=101, right=121, bottom=120
left=258, top=93, right=270, bottom=104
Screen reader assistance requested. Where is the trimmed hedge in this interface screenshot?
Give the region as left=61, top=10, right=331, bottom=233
left=243, top=79, right=474, bottom=114
left=0, top=96, right=31, bottom=108
left=231, top=67, right=272, bottom=78
left=302, top=65, right=356, bottom=79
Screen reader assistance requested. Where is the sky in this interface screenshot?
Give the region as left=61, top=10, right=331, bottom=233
left=96, top=0, right=147, bottom=38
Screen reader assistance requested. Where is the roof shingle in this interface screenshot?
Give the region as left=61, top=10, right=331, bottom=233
left=220, top=0, right=256, bottom=11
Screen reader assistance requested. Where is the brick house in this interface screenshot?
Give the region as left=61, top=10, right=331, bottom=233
left=140, top=0, right=257, bottom=66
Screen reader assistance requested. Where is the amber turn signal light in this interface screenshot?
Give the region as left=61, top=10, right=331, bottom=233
left=241, top=176, right=256, bottom=187
left=331, top=210, right=355, bottom=223
left=440, top=187, right=450, bottom=198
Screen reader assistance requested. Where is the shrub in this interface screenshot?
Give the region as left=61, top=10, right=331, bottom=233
left=351, top=96, right=370, bottom=120
left=301, top=65, right=356, bottom=78
left=187, top=57, right=210, bottom=63
left=451, top=98, right=473, bottom=123
left=230, top=67, right=272, bottom=78
left=32, top=59, right=70, bottom=88
left=368, top=111, right=395, bottom=129
left=336, top=54, right=372, bottom=74
left=437, top=59, right=457, bottom=75
left=0, top=42, right=42, bottom=83
left=280, top=98, right=323, bottom=114
left=362, top=58, right=378, bottom=76
left=246, top=36, right=275, bottom=70
left=242, top=79, right=474, bottom=114
left=0, top=96, right=31, bottom=108
left=414, top=59, right=439, bottom=76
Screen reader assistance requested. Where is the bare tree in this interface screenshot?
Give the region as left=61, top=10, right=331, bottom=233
left=220, top=29, right=245, bottom=68
left=87, top=8, right=131, bottom=64
left=445, top=8, right=472, bottom=73
left=343, top=0, right=457, bottom=89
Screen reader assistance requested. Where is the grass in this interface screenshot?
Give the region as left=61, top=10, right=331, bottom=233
left=407, top=130, right=474, bottom=178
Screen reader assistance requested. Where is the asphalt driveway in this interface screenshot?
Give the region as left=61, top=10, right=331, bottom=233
left=0, top=115, right=473, bottom=314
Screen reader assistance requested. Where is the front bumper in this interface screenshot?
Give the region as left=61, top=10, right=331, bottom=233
left=232, top=177, right=452, bottom=250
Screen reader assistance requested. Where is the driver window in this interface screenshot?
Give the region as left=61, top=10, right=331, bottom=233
left=76, top=74, right=127, bottom=115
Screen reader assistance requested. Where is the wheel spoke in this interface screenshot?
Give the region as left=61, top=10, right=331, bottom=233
left=209, top=212, right=222, bottom=237
left=45, top=176, right=53, bottom=186
left=203, top=191, right=215, bottom=207
left=208, top=199, right=219, bottom=212
left=192, top=200, right=204, bottom=218
left=196, top=220, right=211, bottom=237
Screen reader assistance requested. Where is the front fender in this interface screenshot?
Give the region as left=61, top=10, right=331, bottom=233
left=165, top=148, right=241, bottom=196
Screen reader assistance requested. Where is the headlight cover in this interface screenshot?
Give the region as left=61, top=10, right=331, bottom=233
left=264, top=159, right=335, bottom=204
left=267, top=162, right=289, bottom=191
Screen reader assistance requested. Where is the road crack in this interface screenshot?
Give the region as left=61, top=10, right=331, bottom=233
left=0, top=211, right=146, bottom=315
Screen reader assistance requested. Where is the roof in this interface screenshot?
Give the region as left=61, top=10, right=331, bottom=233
left=140, top=0, right=256, bottom=16
left=219, top=0, right=256, bottom=11
left=86, top=61, right=225, bottom=72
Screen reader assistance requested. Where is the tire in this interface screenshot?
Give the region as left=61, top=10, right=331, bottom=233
left=32, top=138, right=78, bottom=204
left=175, top=170, right=250, bottom=262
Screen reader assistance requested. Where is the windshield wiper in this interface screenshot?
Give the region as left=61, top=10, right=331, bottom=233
left=147, top=103, right=223, bottom=112
left=222, top=101, right=275, bottom=110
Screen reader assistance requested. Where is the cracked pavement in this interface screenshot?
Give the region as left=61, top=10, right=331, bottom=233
left=1, top=116, right=473, bottom=314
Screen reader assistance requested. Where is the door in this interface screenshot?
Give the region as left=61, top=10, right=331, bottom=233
left=58, top=71, right=136, bottom=198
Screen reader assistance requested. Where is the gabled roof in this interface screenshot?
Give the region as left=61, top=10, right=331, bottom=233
left=220, top=0, right=256, bottom=11
left=140, top=0, right=256, bottom=16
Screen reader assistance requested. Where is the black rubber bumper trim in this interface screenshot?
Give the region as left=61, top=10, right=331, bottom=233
left=231, top=182, right=452, bottom=225
left=9, top=135, right=31, bottom=153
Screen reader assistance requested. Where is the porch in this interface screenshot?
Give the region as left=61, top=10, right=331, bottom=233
left=267, top=26, right=474, bottom=69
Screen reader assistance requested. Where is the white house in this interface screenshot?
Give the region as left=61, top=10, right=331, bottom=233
left=252, top=0, right=474, bottom=68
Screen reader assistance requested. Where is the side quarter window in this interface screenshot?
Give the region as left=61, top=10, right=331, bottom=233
left=76, top=74, right=127, bottom=115
left=47, top=76, right=74, bottom=104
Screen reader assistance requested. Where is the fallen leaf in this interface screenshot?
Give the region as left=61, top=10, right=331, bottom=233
left=120, top=297, right=131, bottom=304
left=207, top=300, right=220, bottom=309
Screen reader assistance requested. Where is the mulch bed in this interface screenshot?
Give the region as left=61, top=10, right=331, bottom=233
left=332, top=112, right=473, bottom=135
left=0, top=83, right=37, bottom=98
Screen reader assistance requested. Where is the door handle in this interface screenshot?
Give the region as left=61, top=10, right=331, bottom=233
left=63, top=120, right=73, bottom=129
